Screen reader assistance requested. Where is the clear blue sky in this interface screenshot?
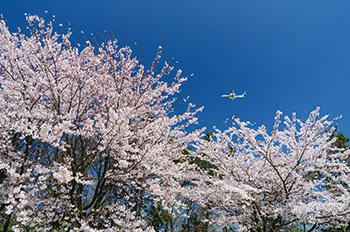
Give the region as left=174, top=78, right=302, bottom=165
left=2, top=0, right=350, bottom=135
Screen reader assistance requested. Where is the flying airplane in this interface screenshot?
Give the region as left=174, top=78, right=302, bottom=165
left=221, top=89, right=246, bottom=101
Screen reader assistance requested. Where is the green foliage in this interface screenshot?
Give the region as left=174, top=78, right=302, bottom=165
left=330, top=127, right=350, bottom=150
left=322, top=128, right=350, bottom=232
left=147, top=203, right=175, bottom=232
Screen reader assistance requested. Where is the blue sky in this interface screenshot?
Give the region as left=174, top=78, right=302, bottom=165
left=2, top=0, right=350, bottom=135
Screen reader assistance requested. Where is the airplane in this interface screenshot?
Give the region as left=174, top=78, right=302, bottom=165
left=221, top=89, right=246, bottom=101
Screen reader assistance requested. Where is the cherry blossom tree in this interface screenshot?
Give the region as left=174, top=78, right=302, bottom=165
left=2, top=14, right=350, bottom=232
left=0, top=15, right=204, bottom=231
left=193, top=108, right=350, bottom=231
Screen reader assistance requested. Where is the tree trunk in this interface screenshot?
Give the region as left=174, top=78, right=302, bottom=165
left=3, top=212, right=12, bottom=232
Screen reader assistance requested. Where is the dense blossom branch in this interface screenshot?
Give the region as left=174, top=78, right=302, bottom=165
left=193, top=108, right=350, bottom=231
left=0, top=15, right=204, bottom=231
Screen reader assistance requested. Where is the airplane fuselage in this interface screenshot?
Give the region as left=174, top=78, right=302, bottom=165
left=221, top=90, right=246, bottom=100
